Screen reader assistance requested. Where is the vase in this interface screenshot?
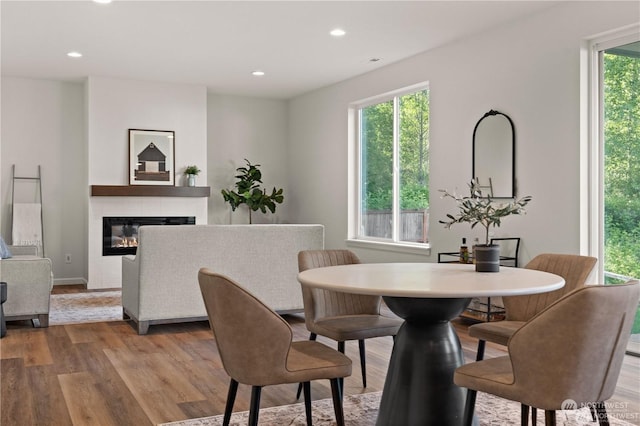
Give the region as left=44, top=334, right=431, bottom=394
left=474, top=244, right=500, bottom=272
left=187, top=174, right=196, bottom=187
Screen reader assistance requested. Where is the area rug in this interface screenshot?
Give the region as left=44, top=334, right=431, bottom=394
left=159, top=391, right=638, bottom=426
left=49, top=290, right=122, bottom=325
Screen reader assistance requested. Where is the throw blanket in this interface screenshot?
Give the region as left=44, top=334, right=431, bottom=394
left=12, top=203, right=42, bottom=247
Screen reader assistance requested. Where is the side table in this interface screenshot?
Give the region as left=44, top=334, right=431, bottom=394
left=1, top=282, right=6, bottom=338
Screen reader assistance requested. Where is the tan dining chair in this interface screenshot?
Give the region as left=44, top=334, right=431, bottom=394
left=469, top=253, right=597, bottom=361
left=198, top=268, right=352, bottom=426
left=297, top=249, right=403, bottom=396
left=455, top=280, right=640, bottom=426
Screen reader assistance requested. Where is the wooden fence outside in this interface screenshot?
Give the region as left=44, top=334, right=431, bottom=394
left=363, top=209, right=429, bottom=243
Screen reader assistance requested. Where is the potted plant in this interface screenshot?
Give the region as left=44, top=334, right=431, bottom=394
left=221, top=159, right=284, bottom=224
left=439, top=181, right=531, bottom=272
left=184, top=165, right=200, bottom=187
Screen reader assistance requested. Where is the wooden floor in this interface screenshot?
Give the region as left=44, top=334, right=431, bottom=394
left=1, top=300, right=639, bottom=425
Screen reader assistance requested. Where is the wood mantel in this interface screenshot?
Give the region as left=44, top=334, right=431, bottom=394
left=90, top=185, right=210, bottom=197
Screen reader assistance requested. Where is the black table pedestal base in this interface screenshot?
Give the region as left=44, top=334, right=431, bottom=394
left=377, top=296, right=471, bottom=426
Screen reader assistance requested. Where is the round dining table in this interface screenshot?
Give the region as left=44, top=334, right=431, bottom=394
left=297, top=262, right=565, bottom=426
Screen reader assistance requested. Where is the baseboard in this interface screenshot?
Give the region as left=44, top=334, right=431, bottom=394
left=53, top=277, right=88, bottom=286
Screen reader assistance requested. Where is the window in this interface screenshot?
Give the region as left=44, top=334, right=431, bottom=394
left=588, top=28, right=639, bottom=356
left=351, top=84, right=430, bottom=250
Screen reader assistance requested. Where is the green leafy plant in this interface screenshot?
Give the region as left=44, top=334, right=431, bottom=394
left=184, top=165, right=200, bottom=175
left=221, top=159, right=284, bottom=223
left=439, top=181, right=531, bottom=245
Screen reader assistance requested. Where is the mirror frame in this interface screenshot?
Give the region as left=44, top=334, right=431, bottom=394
left=472, top=109, right=515, bottom=199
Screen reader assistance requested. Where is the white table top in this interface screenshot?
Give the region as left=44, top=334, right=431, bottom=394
left=298, top=262, right=565, bottom=298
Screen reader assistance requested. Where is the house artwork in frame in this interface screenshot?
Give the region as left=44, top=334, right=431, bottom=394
left=129, top=129, right=175, bottom=186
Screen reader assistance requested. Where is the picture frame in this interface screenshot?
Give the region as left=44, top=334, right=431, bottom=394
left=129, top=129, right=175, bottom=186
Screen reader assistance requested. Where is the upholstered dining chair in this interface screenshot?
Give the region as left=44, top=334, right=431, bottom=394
left=455, top=280, right=640, bottom=426
left=469, top=253, right=597, bottom=361
left=198, top=268, right=352, bottom=426
left=297, top=249, right=403, bottom=396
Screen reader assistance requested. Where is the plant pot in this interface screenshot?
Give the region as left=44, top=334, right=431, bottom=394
left=187, top=174, right=196, bottom=187
left=474, top=244, right=500, bottom=272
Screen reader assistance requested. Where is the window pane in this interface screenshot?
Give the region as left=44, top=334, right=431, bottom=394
left=399, top=89, right=430, bottom=243
left=358, top=86, right=430, bottom=244
left=602, top=42, right=640, bottom=355
left=361, top=100, right=393, bottom=238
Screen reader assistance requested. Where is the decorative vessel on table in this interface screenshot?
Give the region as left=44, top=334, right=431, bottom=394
left=439, top=181, right=531, bottom=272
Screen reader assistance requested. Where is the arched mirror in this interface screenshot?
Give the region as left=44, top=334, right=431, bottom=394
left=472, top=110, right=515, bottom=198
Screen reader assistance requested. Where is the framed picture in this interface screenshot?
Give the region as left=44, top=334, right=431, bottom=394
left=129, top=129, right=175, bottom=186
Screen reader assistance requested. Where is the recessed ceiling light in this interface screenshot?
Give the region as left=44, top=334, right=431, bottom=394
left=252, top=70, right=265, bottom=77
left=67, top=51, right=83, bottom=58
left=93, top=0, right=112, bottom=4
left=330, top=28, right=346, bottom=37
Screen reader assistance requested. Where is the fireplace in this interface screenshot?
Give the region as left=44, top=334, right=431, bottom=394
left=102, top=216, right=195, bottom=256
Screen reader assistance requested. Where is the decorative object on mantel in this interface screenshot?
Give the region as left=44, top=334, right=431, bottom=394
left=129, top=129, right=175, bottom=186
left=183, top=165, right=200, bottom=187
left=221, top=159, right=284, bottom=224
left=439, top=181, right=531, bottom=272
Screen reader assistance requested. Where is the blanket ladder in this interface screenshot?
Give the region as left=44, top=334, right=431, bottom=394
left=11, top=164, right=45, bottom=256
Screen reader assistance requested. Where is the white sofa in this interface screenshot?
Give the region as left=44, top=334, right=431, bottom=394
left=0, top=245, right=53, bottom=327
left=122, top=224, right=324, bottom=334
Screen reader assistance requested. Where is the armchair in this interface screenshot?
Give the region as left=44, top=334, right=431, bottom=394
left=0, top=245, right=53, bottom=327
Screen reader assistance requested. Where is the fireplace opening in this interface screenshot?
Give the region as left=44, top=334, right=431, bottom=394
left=102, top=216, right=195, bottom=256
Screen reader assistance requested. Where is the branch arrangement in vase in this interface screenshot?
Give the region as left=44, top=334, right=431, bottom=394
left=439, top=181, right=531, bottom=246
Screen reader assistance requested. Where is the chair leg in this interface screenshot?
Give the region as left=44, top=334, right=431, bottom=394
left=337, top=341, right=345, bottom=391
left=303, top=382, right=312, bottom=426
left=544, top=410, right=556, bottom=426
left=476, top=339, right=486, bottom=361
left=248, top=386, right=262, bottom=426
left=358, top=339, right=367, bottom=388
left=595, top=401, right=610, bottom=426
left=521, top=404, right=529, bottom=426
left=330, top=378, right=345, bottom=426
left=463, top=389, right=477, bottom=426
left=296, top=333, right=318, bottom=399
left=223, top=379, right=238, bottom=426
left=532, top=407, right=537, bottom=426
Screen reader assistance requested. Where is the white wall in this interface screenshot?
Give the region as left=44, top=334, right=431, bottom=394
left=287, top=1, right=640, bottom=265
left=87, top=77, right=208, bottom=186
left=86, top=77, right=208, bottom=289
left=207, top=93, right=289, bottom=224
left=1, top=77, right=87, bottom=283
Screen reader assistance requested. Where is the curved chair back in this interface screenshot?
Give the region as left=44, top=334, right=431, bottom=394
left=509, top=280, right=639, bottom=408
left=298, top=250, right=381, bottom=324
left=198, top=268, right=292, bottom=386
left=504, top=253, right=597, bottom=321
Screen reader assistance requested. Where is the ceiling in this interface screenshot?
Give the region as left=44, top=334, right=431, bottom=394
left=1, top=1, right=559, bottom=99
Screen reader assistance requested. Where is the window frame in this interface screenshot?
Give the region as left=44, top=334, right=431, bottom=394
left=585, top=26, right=640, bottom=283
left=347, top=82, right=431, bottom=255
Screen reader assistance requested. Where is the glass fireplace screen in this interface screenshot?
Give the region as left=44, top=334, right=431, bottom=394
left=102, top=216, right=195, bottom=256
